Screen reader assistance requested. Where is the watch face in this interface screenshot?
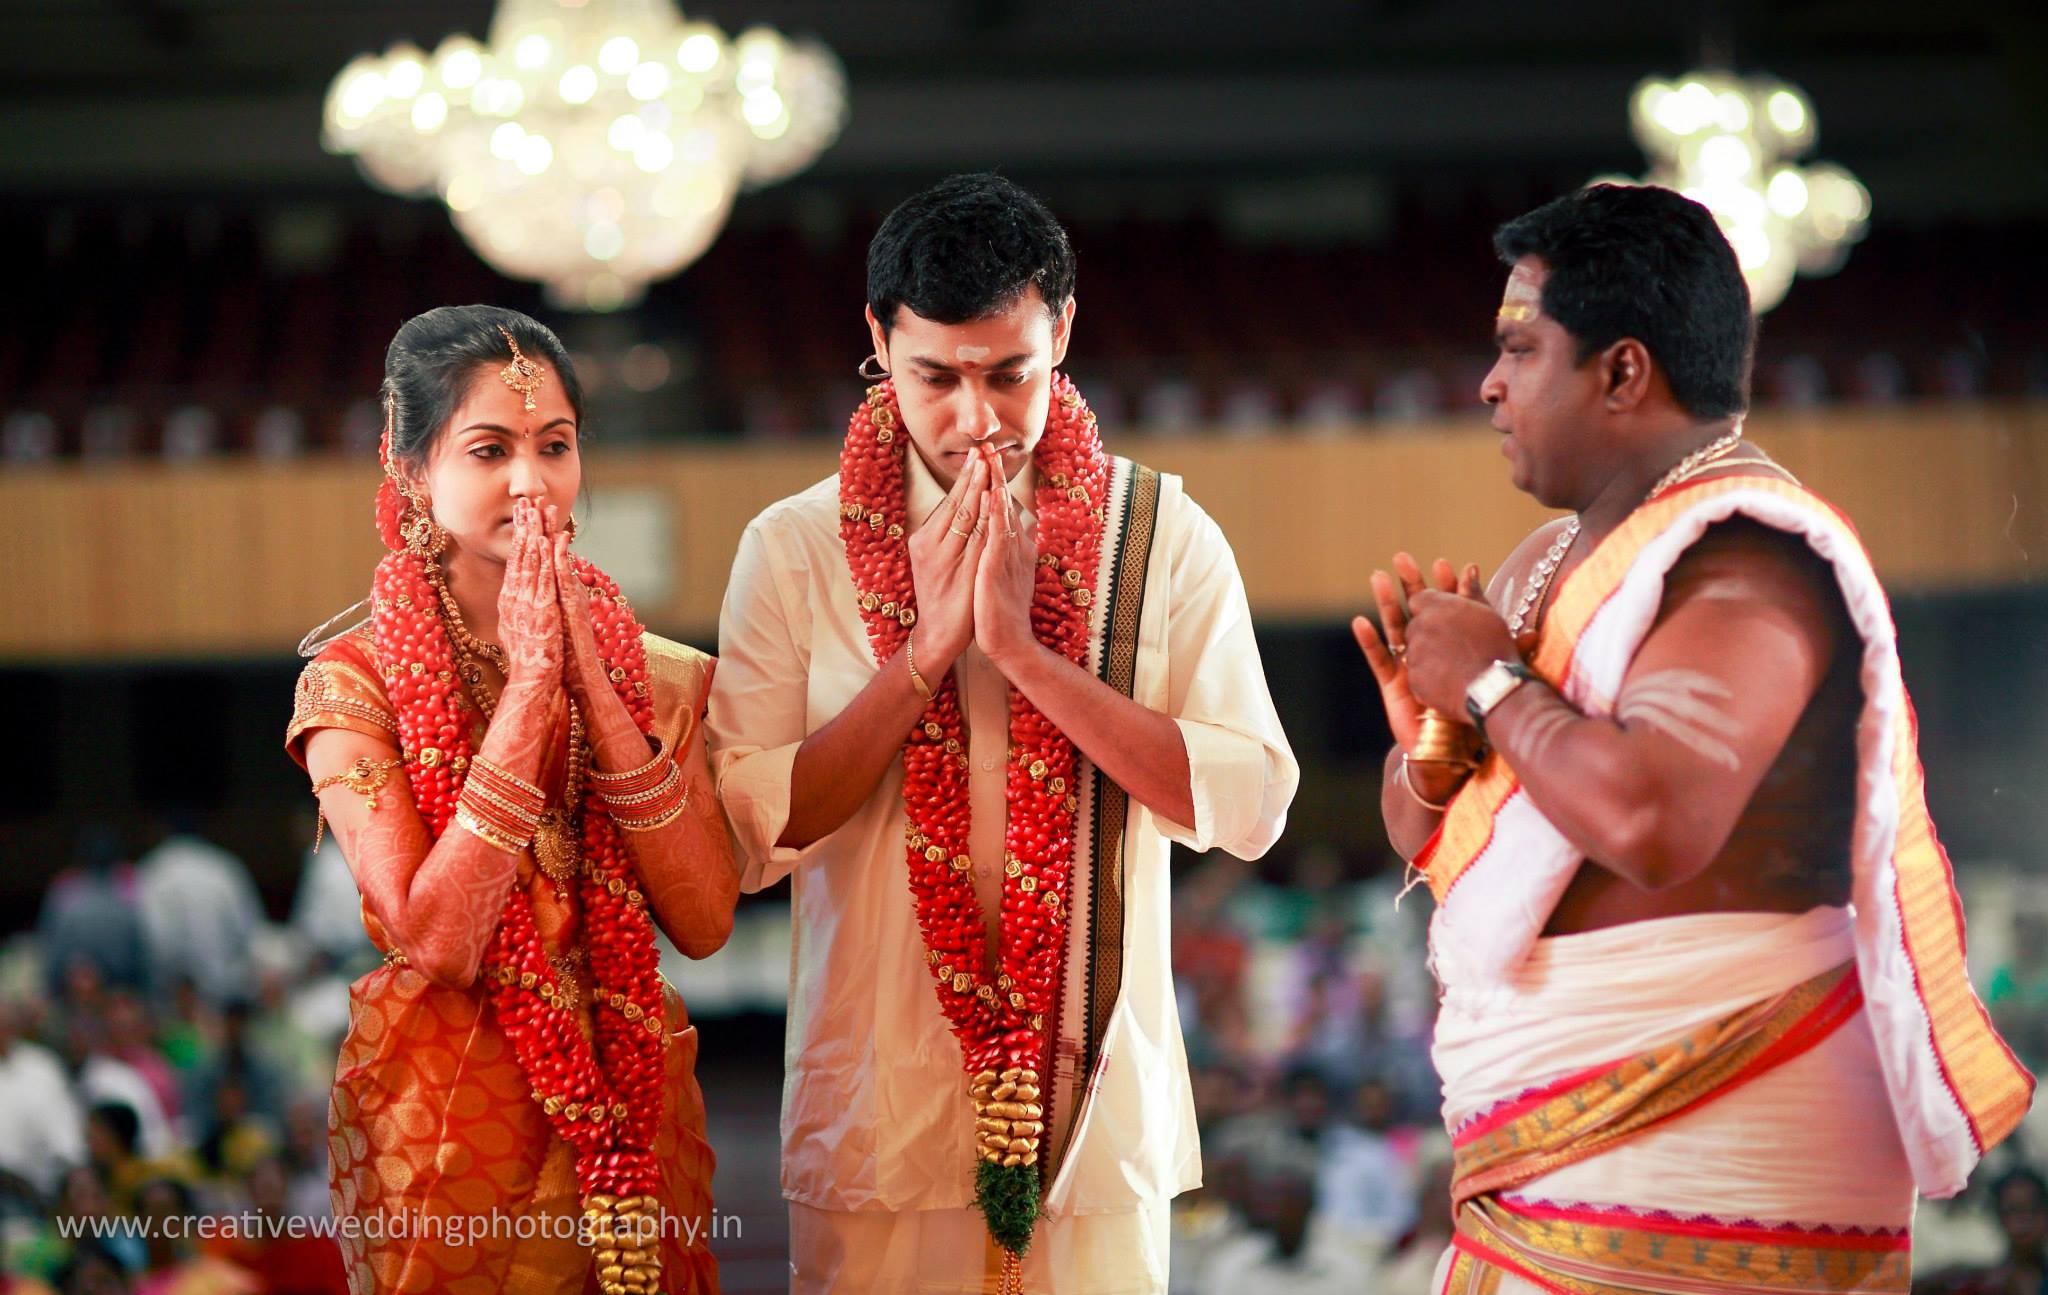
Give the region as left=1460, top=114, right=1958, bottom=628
left=1467, top=662, right=1523, bottom=716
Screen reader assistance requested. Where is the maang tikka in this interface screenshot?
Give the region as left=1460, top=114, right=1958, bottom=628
left=497, top=326, right=546, bottom=413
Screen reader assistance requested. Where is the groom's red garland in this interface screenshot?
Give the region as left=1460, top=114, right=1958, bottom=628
left=370, top=457, right=669, bottom=1295
left=838, top=372, right=1108, bottom=1261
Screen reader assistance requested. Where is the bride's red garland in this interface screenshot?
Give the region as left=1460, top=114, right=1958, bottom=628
left=370, top=462, right=669, bottom=1295
left=838, top=372, right=1108, bottom=1261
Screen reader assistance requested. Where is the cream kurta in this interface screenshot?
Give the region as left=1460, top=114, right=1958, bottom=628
left=707, top=450, right=1296, bottom=1279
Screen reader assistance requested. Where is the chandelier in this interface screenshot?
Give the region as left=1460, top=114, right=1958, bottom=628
left=1610, top=72, right=1869, bottom=313
left=322, top=0, right=846, bottom=310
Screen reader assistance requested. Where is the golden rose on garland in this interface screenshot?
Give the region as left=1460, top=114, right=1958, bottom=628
left=838, top=371, right=1108, bottom=1268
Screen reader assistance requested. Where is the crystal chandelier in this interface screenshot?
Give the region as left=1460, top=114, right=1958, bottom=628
left=1609, top=72, right=1869, bottom=313
left=322, top=0, right=846, bottom=310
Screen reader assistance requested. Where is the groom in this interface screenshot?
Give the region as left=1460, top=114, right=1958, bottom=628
left=707, top=172, right=1298, bottom=1293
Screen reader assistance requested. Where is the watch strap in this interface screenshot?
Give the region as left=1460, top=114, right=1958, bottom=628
left=1465, top=661, right=1540, bottom=735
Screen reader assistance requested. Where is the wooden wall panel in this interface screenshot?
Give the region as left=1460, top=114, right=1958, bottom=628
left=4, top=402, right=2040, bottom=660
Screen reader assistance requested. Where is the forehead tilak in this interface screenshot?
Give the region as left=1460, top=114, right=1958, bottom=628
left=1498, top=262, right=1543, bottom=323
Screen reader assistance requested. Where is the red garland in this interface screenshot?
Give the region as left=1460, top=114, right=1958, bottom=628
left=368, top=516, right=671, bottom=1282
left=837, top=372, right=1107, bottom=1081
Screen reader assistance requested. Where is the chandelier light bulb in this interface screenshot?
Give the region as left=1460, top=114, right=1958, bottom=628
left=436, top=39, right=485, bottom=93
left=1766, top=168, right=1809, bottom=219
left=1714, top=91, right=1750, bottom=133
left=677, top=29, right=723, bottom=74
left=411, top=92, right=450, bottom=133
left=1767, top=89, right=1809, bottom=136
left=515, top=133, right=554, bottom=176
left=514, top=34, right=553, bottom=71
left=384, top=47, right=427, bottom=101
left=628, top=61, right=671, bottom=101
left=1697, top=134, right=1755, bottom=183
left=1614, top=70, right=1867, bottom=313
left=490, top=121, right=526, bottom=159
left=558, top=64, right=598, bottom=104
left=598, top=35, right=640, bottom=75
left=324, top=0, right=845, bottom=310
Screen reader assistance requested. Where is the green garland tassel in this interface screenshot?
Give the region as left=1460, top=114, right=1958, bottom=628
left=974, top=1159, right=1040, bottom=1256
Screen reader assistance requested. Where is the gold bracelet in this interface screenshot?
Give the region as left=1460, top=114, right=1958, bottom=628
left=1398, top=754, right=1455, bottom=813
left=456, top=805, right=532, bottom=853
left=598, top=764, right=683, bottom=810
left=468, top=754, right=545, bottom=804
left=905, top=633, right=935, bottom=702
left=588, top=741, right=672, bottom=792
left=460, top=779, right=546, bottom=824
left=612, top=787, right=692, bottom=833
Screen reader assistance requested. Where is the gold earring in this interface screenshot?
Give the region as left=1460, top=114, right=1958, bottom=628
left=566, top=514, right=580, bottom=541
left=397, top=483, right=449, bottom=558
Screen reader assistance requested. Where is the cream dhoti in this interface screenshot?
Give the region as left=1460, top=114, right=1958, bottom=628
left=1430, top=907, right=1915, bottom=1294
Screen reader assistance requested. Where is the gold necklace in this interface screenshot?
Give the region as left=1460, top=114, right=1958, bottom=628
left=1510, top=428, right=1746, bottom=638
left=1646, top=427, right=1745, bottom=498
left=427, top=561, right=508, bottom=684
left=531, top=707, right=588, bottom=897
left=1682, top=453, right=1799, bottom=485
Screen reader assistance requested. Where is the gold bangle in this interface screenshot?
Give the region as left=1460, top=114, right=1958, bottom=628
left=455, top=795, right=538, bottom=845
left=460, top=779, right=545, bottom=823
left=1410, top=709, right=1483, bottom=771
left=469, top=754, right=545, bottom=803
left=1398, top=754, right=1455, bottom=813
left=588, top=741, right=672, bottom=790
left=611, top=786, right=692, bottom=832
left=906, top=633, right=935, bottom=702
left=596, top=758, right=680, bottom=800
left=598, top=766, right=683, bottom=810
left=456, top=805, right=532, bottom=853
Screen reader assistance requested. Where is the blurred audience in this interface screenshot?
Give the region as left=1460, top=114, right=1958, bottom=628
left=0, top=822, right=2040, bottom=1292
left=1196, top=1151, right=1361, bottom=1292
left=0, top=823, right=370, bottom=1293
left=0, top=999, right=87, bottom=1197
left=1989, top=918, right=2048, bottom=1075
left=1916, top=1167, right=2048, bottom=1295
left=35, top=830, right=147, bottom=1000
left=197, top=1157, right=343, bottom=1295
left=135, top=815, right=265, bottom=1009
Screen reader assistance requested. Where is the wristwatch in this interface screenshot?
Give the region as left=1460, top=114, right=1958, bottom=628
left=1465, top=660, right=1539, bottom=735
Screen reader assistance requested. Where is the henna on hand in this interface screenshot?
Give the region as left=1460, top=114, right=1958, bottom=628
left=499, top=499, right=563, bottom=688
